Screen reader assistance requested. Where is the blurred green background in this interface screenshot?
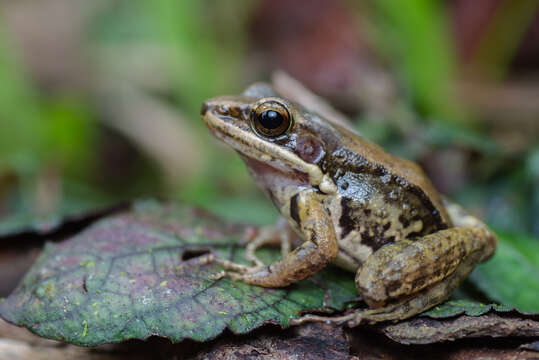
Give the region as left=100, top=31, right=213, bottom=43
left=0, top=0, right=538, bottom=242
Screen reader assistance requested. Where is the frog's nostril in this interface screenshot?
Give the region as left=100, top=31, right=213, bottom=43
left=200, top=102, right=209, bottom=116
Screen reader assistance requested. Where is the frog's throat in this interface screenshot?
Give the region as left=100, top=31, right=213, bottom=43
left=204, top=110, right=324, bottom=186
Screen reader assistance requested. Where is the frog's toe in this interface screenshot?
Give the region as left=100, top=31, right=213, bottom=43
left=289, top=312, right=358, bottom=327
left=245, top=245, right=265, bottom=267
left=230, top=264, right=288, bottom=286
left=209, top=270, right=226, bottom=281
left=209, top=269, right=254, bottom=283
left=213, top=258, right=252, bottom=273
left=223, top=266, right=266, bottom=283
left=226, top=271, right=251, bottom=282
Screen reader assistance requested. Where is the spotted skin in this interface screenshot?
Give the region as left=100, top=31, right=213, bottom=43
left=201, top=83, right=497, bottom=325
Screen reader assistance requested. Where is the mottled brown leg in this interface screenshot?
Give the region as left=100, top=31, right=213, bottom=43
left=292, top=208, right=497, bottom=326
left=215, top=190, right=339, bottom=287
left=292, top=238, right=488, bottom=326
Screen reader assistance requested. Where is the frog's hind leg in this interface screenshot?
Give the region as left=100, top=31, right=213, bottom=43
left=291, top=242, right=484, bottom=327
left=242, top=217, right=293, bottom=267
left=292, top=214, right=497, bottom=326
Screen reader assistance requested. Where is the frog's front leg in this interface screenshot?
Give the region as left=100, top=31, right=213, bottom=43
left=294, top=211, right=497, bottom=326
left=215, top=190, right=339, bottom=287
left=242, top=217, right=293, bottom=267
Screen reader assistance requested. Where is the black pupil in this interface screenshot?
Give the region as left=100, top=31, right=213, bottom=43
left=259, top=110, right=284, bottom=129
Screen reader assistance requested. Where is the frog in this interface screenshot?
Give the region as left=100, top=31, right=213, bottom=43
left=200, top=83, right=497, bottom=326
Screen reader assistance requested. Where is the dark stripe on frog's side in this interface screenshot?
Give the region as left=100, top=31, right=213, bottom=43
left=338, top=198, right=355, bottom=238
left=290, top=193, right=301, bottom=225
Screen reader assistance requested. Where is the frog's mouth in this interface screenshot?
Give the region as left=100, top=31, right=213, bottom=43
left=202, top=104, right=324, bottom=186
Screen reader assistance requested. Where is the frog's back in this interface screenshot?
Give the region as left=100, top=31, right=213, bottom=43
left=324, top=125, right=451, bottom=270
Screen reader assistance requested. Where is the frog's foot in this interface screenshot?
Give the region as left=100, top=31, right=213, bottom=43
left=243, top=228, right=279, bottom=267
left=290, top=304, right=402, bottom=327
left=213, top=258, right=257, bottom=273
left=210, top=257, right=266, bottom=282
left=211, top=221, right=290, bottom=278
left=290, top=313, right=356, bottom=327
left=241, top=218, right=292, bottom=267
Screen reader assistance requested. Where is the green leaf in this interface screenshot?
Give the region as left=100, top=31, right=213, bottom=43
left=468, top=233, right=539, bottom=313
left=0, top=200, right=356, bottom=346
left=493, top=231, right=539, bottom=266
left=424, top=299, right=514, bottom=318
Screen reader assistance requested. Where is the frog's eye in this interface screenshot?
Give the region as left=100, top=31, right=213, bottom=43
left=251, top=101, right=292, bottom=138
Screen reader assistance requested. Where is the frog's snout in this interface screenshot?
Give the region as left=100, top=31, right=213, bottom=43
left=200, top=98, right=225, bottom=119
left=200, top=96, right=255, bottom=126
left=200, top=102, right=209, bottom=116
